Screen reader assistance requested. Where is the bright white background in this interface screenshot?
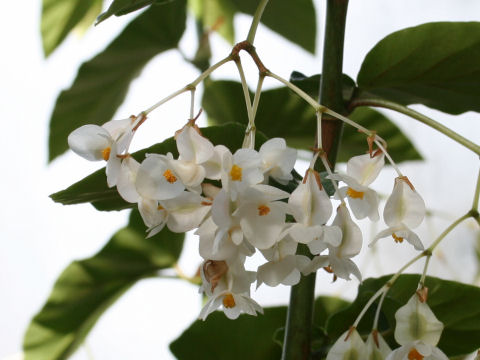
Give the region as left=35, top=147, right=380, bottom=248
left=1, top=1, right=480, bottom=359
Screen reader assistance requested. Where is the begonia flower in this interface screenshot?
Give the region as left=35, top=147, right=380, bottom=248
left=329, top=153, right=384, bottom=221
left=371, top=176, right=426, bottom=250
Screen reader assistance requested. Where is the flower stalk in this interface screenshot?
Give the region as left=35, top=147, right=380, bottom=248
left=350, top=97, right=480, bottom=156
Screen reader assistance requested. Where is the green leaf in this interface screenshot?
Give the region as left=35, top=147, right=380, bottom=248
left=357, top=22, right=480, bottom=115
left=339, top=107, right=422, bottom=163
left=48, top=0, right=187, bottom=162
left=203, top=79, right=422, bottom=163
left=96, top=0, right=172, bottom=24
left=23, top=210, right=184, bottom=360
left=170, top=296, right=349, bottom=360
left=41, top=0, right=102, bottom=57
left=50, top=123, right=266, bottom=211
left=326, top=274, right=480, bottom=357
left=230, top=0, right=316, bottom=53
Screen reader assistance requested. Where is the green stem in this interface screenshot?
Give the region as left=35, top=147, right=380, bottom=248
left=246, top=0, right=270, bottom=44
left=472, top=167, right=480, bottom=211
left=427, top=213, right=471, bottom=252
left=143, top=55, right=232, bottom=115
left=281, top=1, right=349, bottom=359
left=350, top=98, right=480, bottom=156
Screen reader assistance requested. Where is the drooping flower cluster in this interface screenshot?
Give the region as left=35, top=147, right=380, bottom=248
left=68, top=115, right=426, bottom=320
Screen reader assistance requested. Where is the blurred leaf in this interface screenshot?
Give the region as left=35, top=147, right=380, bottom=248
left=51, top=123, right=267, bottom=211
left=23, top=210, right=184, bottom=360
left=204, top=80, right=422, bottom=163
left=190, top=0, right=235, bottom=44
left=326, top=274, right=480, bottom=357
left=339, top=107, right=422, bottom=163
left=230, top=0, right=316, bottom=53
left=96, top=0, right=172, bottom=24
left=170, top=296, right=349, bottom=360
left=357, top=22, right=480, bottom=115
left=48, top=0, right=187, bottom=162
left=41, top=0, right=102, bottom=56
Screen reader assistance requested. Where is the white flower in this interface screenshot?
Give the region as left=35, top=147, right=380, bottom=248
left=197, top=216, right=254, bottom=261
left=394, top=293, right=444, bottom=346
left=256, top=237, right=309, bottom=288
left=176, top=125, right=214, bottom=164
left=138, top=191, right=211, bottom=237
left=371, top=176, right=426, bottom=250
left=289, top=169, right=332, bottom=227
left=221, top=148, right=264, bottom=201
left=386, top=341, right=448, bottom=360
left=233, top=184, right=289, bottom=249
left=366, top=331, right=392, bottom=359
left=287, top=169, right=339, bottom=248
left=304, top=205, right=362, bottom=281
left=199, top=260, right=262, bottom=320
left=202, top=145, right=230, bottom=180
left=326, top=328, right=367, bottom=360
left=170, top=126, right=215, bottom=192
left=259, top=138, right=297, bottom=184
left=135, top=153, right=185, bottom=200
left=329, top=153, right=384, bottom=221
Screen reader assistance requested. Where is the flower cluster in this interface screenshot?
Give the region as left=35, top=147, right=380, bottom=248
left=327, top=291, right=448, bottom=360
left=68, top=115, right=426, bottom=320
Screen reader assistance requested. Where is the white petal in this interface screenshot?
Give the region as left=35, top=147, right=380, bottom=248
left=163, top=192, right=210, bottom=232
left=116, top=157, right=141, bottom=203
left=171, top=159, right=205, bottom=187
left=326, top=329, right=367, bottom=360
left=332, top=205, right=362, bottom=258
left=384, top=178, right=425, bottom=228
left=176, top=126, right=214, bottom=164
left=106, top=145, right=120, bottom=187
left=347, top=153, right=384, bottom=186
left=135, top=154, right=185, bottom=200
left=366, top=332, right=392, bottom=359
left=288, top=170, right=332, bottom=225
left=68, top=124, right=113, bottom=161
left=395, top=228, right=424, bottom=250
left=289, top=224, right=324, bottom=244
left=322, top=225, right=343, bottom=247
left=394, top=294, right=444, bottom=346
left=203, top=145, right=230, bottom=180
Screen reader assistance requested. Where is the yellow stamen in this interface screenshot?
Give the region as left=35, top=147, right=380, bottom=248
left=408, top=348, right=424, bottom=360
left=346, top=187, right=364, bottom=199
left=102, top=147, right=111, bottom=161
left=163, top=169, right=177, bottom=183
left=222, top=293, right=236, bottom=308
left=258, top=204, right=270, bottom=216
left=230, top=164, right=242, bottom=181
left=157, top=204, right=164, bottom=210
left=392, top=233, right=404, bottom=243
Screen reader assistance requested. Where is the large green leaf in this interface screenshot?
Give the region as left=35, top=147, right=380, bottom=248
left=357, top=22, right=480, bottom=115
left=48, top=0, right=187, bottom=162
left=96, top=0, right=172, bottom=24
left=339, top=107, right=422, bottom=163
left=23, top=210, right=184, bottom=360
left=51, top=123, right=267, bottom=211
left=326, top=274, right=480, bottom=357
left=230, top=0, right=316, bottom=53
left=170, top=296, right=349, bottom=360
left=41, top=0, right=102, bottom=56
left=203, top=79, right=422, bottom=163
